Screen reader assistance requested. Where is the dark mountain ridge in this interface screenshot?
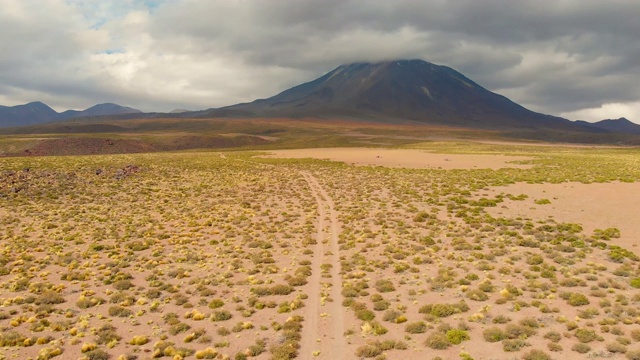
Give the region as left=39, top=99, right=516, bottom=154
left=208, top=59, right=577, bottom=131
left=575, top=118, right=640, bottom=135
left=0, top=102, right=141, bottom=127
left=2, top=59, right=638, bottom=139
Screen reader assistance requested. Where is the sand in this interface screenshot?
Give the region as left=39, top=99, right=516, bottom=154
left=264, top=147, right=533, bottom=170
left=483, top=181, right=640, bottom=248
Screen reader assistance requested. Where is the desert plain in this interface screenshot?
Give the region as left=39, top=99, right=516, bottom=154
left=1, top=137, right=640, bottom=360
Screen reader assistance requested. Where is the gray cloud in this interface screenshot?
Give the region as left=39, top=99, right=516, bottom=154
left=0, top=0, right=639, bottom=122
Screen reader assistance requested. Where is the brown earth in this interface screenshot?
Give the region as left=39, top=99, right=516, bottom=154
left=13, top=135, right=269, bottom=156
left=264, top=147, right=533, bottom=170
left=483, top=181, right=640, bottom=249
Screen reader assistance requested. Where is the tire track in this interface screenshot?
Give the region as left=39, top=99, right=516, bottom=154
left=300, top=171, right=346, bottom=359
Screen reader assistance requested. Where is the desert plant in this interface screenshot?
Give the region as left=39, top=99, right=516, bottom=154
left=445, top=329, right=470, bottom=344
left=425, top=332, right=451, bottom=349
left=483, top=327, right=507, bottom=342
left=405, top=321, right=427, bottom=334
left=571, top=343, right=591, bottom=354
left=522, top=349, right=552, bottom=360
left=208, top=299, right=224, bottom=309
left=502, top=339, right=529, bottom=352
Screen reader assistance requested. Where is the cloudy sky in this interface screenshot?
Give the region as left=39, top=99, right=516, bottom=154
left=1, top=0, right=639, bottom=122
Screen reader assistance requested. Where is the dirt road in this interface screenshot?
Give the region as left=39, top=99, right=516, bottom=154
left=300, top=171, right=346, bottom=359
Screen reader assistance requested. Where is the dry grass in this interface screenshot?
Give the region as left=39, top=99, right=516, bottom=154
left=1, top=142, right=640, bottom=359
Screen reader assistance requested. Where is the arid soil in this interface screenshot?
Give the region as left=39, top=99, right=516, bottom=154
left=483, top=182, right=640, bottom=249
left=299, top=171, right=346, bottom=359
left=1, top=146, right=639, bottom=360
left=264, top=147, right=533, bottom=170
left=2, top=135, right=269, bottom=156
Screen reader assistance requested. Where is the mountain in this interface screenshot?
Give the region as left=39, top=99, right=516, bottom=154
left=0, top=102, right=60, bottom=127
left=208, top=59, right=575, bottom=131
left=575, top=118, right=640, bottom=135
left=60, top=103, right=142, bottom=119
left=0, top=102, right=142, bottom=127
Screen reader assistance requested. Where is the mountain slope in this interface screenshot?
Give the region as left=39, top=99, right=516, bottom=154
left=211, top=59, right=575, bottom=130
left=0, top=102, right=60, bottom=127
left=576, top=118, right=640, bottom=134
left=0, top=102, right=142, bottom=127
left=59, top=103, right=142, bottom=119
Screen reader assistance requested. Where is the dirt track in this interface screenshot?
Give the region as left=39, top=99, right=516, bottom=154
left=300, top=171, right=346, bottom=359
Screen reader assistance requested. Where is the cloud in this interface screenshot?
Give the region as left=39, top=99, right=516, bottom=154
left=0, top=0, right=638, bottom=122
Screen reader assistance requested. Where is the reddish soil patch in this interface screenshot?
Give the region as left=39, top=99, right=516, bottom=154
left=24, top=138, right=156, bottom=156
left=17, top=135, right=269, bottom=156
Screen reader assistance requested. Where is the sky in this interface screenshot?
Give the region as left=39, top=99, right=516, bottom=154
left=1, top=0, right=639, bottom=123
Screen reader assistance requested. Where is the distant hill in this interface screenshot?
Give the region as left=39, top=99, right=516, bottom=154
left=575, top=118, right=640, bottom=135
left=0, top=102, right=142, bottom=127
left=60, top=103, right=142, bottom=119
left=0, top=102, right=60, bottom=127
left=205, top=59, right=577, bottom=131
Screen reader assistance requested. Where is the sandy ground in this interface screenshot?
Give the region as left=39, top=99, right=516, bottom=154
left=2, top=150, right=639, bottom=360
left=483, top=182, right=640, bottom=248
left=264, top=148, right=532, bottom=170
left=300, top=171, right=347, bottom=359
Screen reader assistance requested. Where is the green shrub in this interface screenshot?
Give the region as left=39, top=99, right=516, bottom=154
left=527, top=255, right=544, bottom=265
left=169, top=322, right=191, bottom=335
left=373, top=300, right=390, bottom=311
left=505, top=324, right=536, bottom=339
left=492, top=315, right=511, bottom=324
left=571, top=343, right=591, bottom=353
left=575, top=328, right=597, bottom=343
left=425, top=332, right=451, bottom=349
left=375, top=279, right=396, bottom=293
left=211, top=310, right=232, bottom=322
left=208, top=299, right=224, bottom=309
left=355, top=343, right=382, bottom=358
left=502, top=339, right=529, bottom=352
left=466, top=289, right=489, bottom=301
left=96, top=324, right=121, bottom=345
left=547, top=342, right=563, bottom=352
left=626, top=350, right=640, bottom=360
left=35, top=291, right=65, bottom=305
left=382, top=309, right=401, bottom=322
left=445, top=329, right=469, bottom=344
left=370, top=321, right=388, bottom=336
left=630, top=278, right=640, bottom=289
left=356, top=309, right=375, bottom=321
left=607, top=342, right=628, bottom=354
left=543, top=331, right=561, bottom=343
left=108, top=306, right=132, bottom=317
left=129, top=335, right=149, bottom=345
left=567, top=293, right=590, bottom=306
left=270, top=284, right=294, bottom=295
left=419, top=301, right=469, bottom=317
left=112, top=279, right=133, bottom=290
left=83, top=348, right=110, bottom=360
left=483, top=327, right=507, bottom=342
left=405, top=321, right=427, bottom=334
left=522, top=349, right=552, bottom=360
left=519, top=317, right=540, bottom=329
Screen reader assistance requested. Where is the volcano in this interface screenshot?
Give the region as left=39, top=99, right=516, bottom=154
left=211, top=59, right=574, bottom=130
